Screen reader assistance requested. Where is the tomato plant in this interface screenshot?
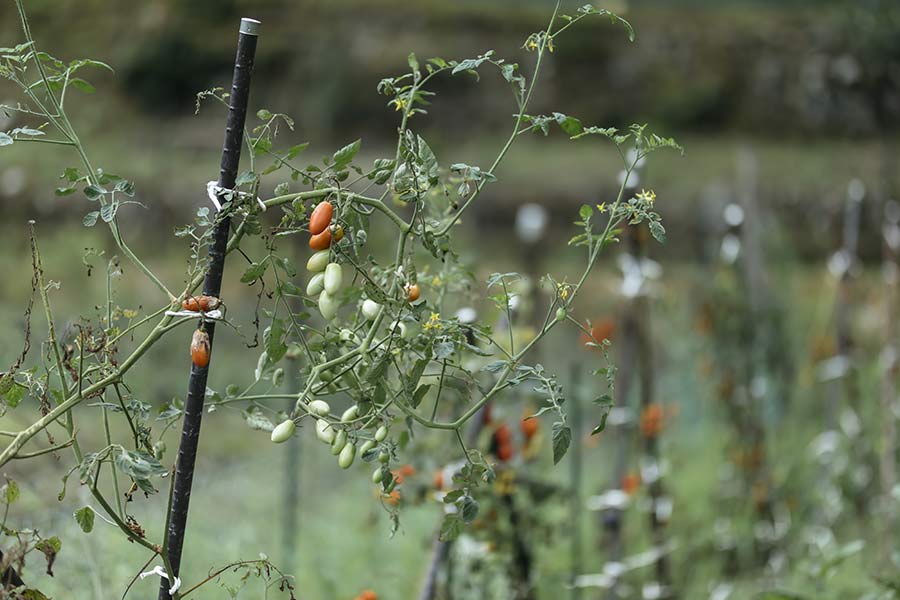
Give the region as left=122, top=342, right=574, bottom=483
left=0, top=0, right=680, bottom=596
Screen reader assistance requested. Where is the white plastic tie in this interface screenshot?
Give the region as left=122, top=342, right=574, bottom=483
left=139, top=565, right=182, bottom=594
left=206, top=180, right=266, bottom=212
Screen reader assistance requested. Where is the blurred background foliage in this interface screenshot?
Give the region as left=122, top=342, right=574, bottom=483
left=1, top=0, right=900, bottom=258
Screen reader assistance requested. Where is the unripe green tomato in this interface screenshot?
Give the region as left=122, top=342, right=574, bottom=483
left=341, top=405, right=359, bottom=422
left=306, top=249, right=330, bottom=273
left=319, top=291, right=339, bottom=321
left=556, top=307, right=567, bottom=321
left=315, top=418, right=335, bottom=444
left=359, top=439, right=376, bottom=456
left=378, top=450, right=390, bottom=464
left=374, top=425, right=388, bottom=442
left=338, top=443, right=356, bottom=469
left=384, top=477, right=397, bottom=493
left=306, top=273, right=325, bottom=296
left=372, top=466, right=384, bottom=484
left=271, top=419, right=296, bottom=443
left=340, top=328, right=360, bottom=345
left=272, top=368, right=285, bottom=387
left=324, top=263, right=343, bottom=295
left=361, top=299, right=381, bottom=321
left=308, top=399, right=331, bottom=417
left=331, top=430, right=348, bottom=455
left=390, top=320, right=408, bottom=339
left=318, top=369, right=334, bottom=384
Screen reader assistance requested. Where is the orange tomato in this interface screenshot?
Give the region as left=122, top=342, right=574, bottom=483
left=580, top=317, right=616, bottom=349
left=384, top=490, right=401, bottom=505
left=309, top=200, right=334, bottom=235
left=181, top=295, right=221, bottom=312
left=521, top=417, right=539, bottom=439
left=433, top=470, right=444, bottom=490
left=309, top=228, right=332, bottom=250
left=639, top=403, right=664, bottom=438
left=406, top=283, right=420, bottom=302
left=355, top=591, right=377, bottom=600
left=621, top=472, right=641, bottom=495
left=398, top=464, right=416, bottom=477
left=190, top=329, right=211, bottom=368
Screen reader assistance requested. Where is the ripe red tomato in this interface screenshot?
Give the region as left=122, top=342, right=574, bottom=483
left=309, top=201, right=334, bottom=235
left=496, top=442, right=513, bottom=462
left=494, top=424, right=512, bottom=445
left=190, top=329, right=211, bottom=368
left=309, top=228, right=332, bottom=250
left=181, top=295, right=221, bottom=312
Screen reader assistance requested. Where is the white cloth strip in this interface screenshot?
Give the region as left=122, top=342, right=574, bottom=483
left=206, top=180, right=266, bottom=212
left=139, top=565, right=182, bottom=594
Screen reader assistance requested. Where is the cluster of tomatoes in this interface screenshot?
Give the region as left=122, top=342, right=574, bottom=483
left=305, top=201, right=346, bottom=321
left=486, top=408, right=541, bottom=464
left=182, top=295, right=223, bottom=368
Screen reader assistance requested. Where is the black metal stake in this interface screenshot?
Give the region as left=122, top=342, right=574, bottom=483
left=159, top=17, right=260, bottom=600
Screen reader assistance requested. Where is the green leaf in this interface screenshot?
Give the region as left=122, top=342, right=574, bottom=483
left=83, top=184, right=104, bottom=200
left=235, top=170, right=257, bottom=186
left=1, top=479, right=19, bottom=504
left=439, top=513, right=463, bottom=541
left=265, top=319, right=287, bottom=364
left=243, top=407, right=274, bottom=432
left=412, top=384, right=431, bottom=409
left=114, top=179, right=135, bottom=197
left=74, top=506, right=95, bottom=533
left=434, top=341, right=454, bottom=360
left=481, top=360, right=507, bottom=373
left=460, top=496, right=479, bottom=523
left=240, top=260, right=268, bottom=283
left=82, top=211, right=99, bottom=227
left=286, top=143, right=309, bottom=160
left=553, top=112, right=583, bottom=136
left=591, top=395, right=613, bottom=435
left=649, top=220, right=666, bottom=244
left=69, top=78, right=95, bottom=94
left=100, top=202, right=117, bottom=223
left=552, top=422, right=572, bottom=464
left=332, top=139, right=361, bottom=170
left=114, top=448, right=167, bottom=491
